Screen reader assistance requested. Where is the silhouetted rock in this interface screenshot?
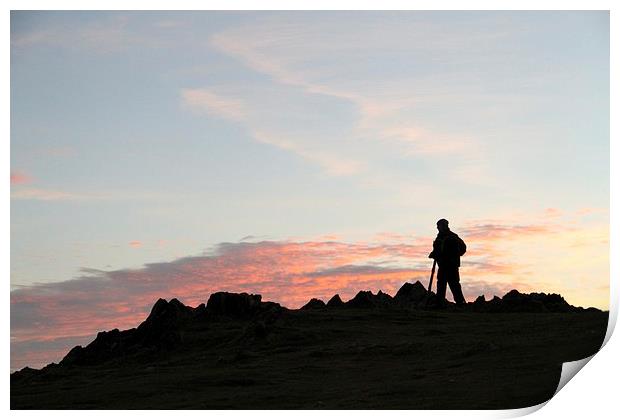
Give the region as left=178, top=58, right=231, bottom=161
left=207, top=292, right=262, bottom=318
left=301, top=298, right=326, bottom=310
left=470, top=295, right=496, bottom=312
left=59, top=299, right=197, bottom=367
left=327, top=294, right=344, bottom=307
left=55, top=293, right=281, bottom=369
left=501, top=290, right=524, bottom=303
left=141, top=298, right=193, bottom=328
left=584, top=306, right=603, bottom=313
left=60, top=345, right=86, bottom=366
left=467, top=290, right=579, bottom=313
left=376, top=290, right=394, bottom=306
left=469, top=295, right=487, bottom=312
left=395, top=281, right=428, bottom=306
left=528, top=292, right=572, bottom=312
left=499, top=290, right=548, bottom=312
left=135, top=298, right=194, bottom=347
left=193, top=303, right=206, bottom=316
left=346, top=291, right=375, bottom=308
left=60, top=327, right=137, bottom=367
left=346, top=290, right=393, bottom=308
left=10, top=366, right=38, bottom=382
left=257, top=301, right=285, bottom=322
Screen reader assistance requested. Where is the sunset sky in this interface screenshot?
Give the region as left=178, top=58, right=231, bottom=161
left=10, top=11, right=609, bottom=371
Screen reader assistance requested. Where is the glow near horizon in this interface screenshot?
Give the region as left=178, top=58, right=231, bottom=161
left=10, top=11, right=609, bottom=370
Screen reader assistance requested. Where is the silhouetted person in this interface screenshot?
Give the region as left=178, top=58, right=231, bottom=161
left=428, top=219, right=467, bottom=307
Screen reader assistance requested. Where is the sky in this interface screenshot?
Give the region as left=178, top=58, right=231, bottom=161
left=10, top=11, right=609, bottom=371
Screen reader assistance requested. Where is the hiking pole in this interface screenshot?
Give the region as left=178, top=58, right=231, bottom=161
left=427, top=259, right=437, bottom=293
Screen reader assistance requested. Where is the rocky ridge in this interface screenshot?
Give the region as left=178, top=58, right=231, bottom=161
left=12, top=282, right=600, bottom=377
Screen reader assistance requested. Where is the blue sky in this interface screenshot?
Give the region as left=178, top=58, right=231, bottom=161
left=10, top=11, right=609, bottom=369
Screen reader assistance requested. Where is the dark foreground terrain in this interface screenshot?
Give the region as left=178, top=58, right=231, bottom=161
left=11, top=282, right=608, bottom=409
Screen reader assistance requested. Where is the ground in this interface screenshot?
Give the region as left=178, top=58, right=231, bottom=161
left=10, top=307, right=608, bottom=409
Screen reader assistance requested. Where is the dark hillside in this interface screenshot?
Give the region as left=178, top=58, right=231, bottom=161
left=11, top=283, right=608, bottom=409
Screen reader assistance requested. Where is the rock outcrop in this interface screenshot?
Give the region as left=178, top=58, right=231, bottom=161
left=135, top=298, right=194, bottom=346
left=206, top=292, right=263, bottom=318
left=326, top=294, right=344, bottom=307
left=60, top=297, right=196, bottom=367
left=394, top=281, right=429, bottom=307
left=346, top=290, right=393, bottom=308
left=470, top=289, right=592, bottom=313
left=301, top=298, right=326, bottom=310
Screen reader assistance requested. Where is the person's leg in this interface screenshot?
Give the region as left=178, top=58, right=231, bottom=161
left=447, top=267, right=466, bottom=305
left=436, top=266, right=447, bottom=305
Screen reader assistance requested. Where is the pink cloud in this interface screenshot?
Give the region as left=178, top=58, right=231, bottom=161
left=129, top=240, right=143, bottom=248
left=10, top=171, right=33, bottom=185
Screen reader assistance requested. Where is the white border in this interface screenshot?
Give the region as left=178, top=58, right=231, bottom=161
left=3, top=1, right=617, bottom=419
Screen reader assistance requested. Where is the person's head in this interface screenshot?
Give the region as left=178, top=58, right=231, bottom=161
left=436, top=218, right=450, bottom=233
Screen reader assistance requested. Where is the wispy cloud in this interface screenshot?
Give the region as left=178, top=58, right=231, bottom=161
left=11, top=188, right=80, bottom=201
left=251, top=129, right=365, bottom=176
left=461, top=222, right=552, bottom=241
left=189, top=15, right=497, bottom=185
left=209, top=18, right=489, bottom=142
left=181, top=88, right=247, bottom=121
left=180, top=88, right=366, bottom=176
left=11, top=14, right=169, bottom=53
left=11, top=188, right=177, bottom=202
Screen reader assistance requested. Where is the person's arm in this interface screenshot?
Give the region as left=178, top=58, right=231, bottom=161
left=428, top=239, right=438, bottom=259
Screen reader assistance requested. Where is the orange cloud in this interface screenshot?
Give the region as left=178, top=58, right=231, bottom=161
left=129, top=240, right=143, bottom=248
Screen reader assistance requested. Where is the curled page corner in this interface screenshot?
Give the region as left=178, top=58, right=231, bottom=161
left=505, top=353, right=601, bottom=418
left=602, top=300, right=618, bottom=348
left=502, top=400, right=548, bottom=418
left=554, top=355, right=595, bottom=396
